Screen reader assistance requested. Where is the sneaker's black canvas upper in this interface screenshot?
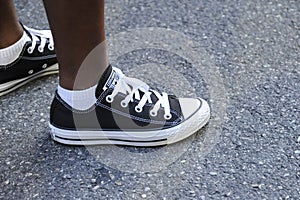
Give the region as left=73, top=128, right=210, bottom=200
left=0, top=27, right=57, bottom=84
left=50, top=65, right=184, bottom=131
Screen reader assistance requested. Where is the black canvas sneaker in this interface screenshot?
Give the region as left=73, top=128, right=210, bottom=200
left=50, top=65, right=210, bottom=146
left=0, top=25, right=58, bottom=96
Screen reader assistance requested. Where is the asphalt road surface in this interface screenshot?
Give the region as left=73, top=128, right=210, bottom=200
left=0, top=0, right=299, bottom=199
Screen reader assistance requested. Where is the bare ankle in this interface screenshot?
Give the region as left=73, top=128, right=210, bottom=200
left=0, top=24, right=23, bottom=49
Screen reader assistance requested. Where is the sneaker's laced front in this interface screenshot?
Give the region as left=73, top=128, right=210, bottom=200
left=106, top=68, right=172, bottom=120
left=24, top=26, right=54, bottom=54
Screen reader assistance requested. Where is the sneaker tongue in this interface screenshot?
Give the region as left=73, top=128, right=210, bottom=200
left=95, top=65, right=113, bottom=97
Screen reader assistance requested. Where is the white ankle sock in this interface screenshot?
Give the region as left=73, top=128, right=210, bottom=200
left=0, top=31, right=31, bottom=65
left=57, top=85, right=98, bottom=110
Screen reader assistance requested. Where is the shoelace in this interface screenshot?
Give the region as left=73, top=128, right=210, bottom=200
left=106, top=68, right=173, bottom=120
left=24, top=26, right=54, bottom=54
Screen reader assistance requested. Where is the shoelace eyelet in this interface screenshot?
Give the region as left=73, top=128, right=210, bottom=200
left=135, top=106, right=143, bottom=113
left=27, top=47, right=34, bottom=54
left=28, top=70, right=34, bottom=75
left=164, top=113, right=172, bottom=120
left=42, top=64, right=47, bottom=69
left=106, top=95, right=114, bottom=103
left=48, top=44, right=54, bottom=51
left=150, top=110, right=157, bottom=117
left=38, top=46, right=44, bottom=53
left=120, top=100, right=128, bottom=108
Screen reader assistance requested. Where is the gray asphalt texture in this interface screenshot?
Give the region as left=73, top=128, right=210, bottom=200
left=1, top=0, right=299, bottom=199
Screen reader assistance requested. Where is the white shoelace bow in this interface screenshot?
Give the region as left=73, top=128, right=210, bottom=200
left=24, top=26, right=54, bottom=54
left=106, top=68, right=172, bottom=120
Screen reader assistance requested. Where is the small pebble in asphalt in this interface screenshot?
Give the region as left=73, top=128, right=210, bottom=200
left=251, top=184, right=263, bottom=189
left=93, top=185, right=100, bottom=190
left=209, top=172, right=218, bottom=176
left=63, top=174, right=71, bottom=179
left=115, top=181, right=122, bottom=186
left=109, top=174, right=115, bottom=180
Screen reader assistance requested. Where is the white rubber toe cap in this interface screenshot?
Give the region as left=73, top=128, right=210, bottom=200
left=179, top=98, right=210, bottom=119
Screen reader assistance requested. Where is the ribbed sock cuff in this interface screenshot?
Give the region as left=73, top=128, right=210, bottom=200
left=57, top=85, right=98, bottom=110
left=0, top=31, right=31, bottom=66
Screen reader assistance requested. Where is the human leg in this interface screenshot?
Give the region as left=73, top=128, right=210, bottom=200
left=43, top=0, right=108, bottom=90
left=43, top=0, right=210, bottom=146
left=0, top=1, right=58, bottom=96
left=0, top=0, right=23, bottom=48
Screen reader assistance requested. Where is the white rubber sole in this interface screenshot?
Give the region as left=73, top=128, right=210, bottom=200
left=49, top=99, right=211, bottom=146
left=0, top=64, right=59, bottom=97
